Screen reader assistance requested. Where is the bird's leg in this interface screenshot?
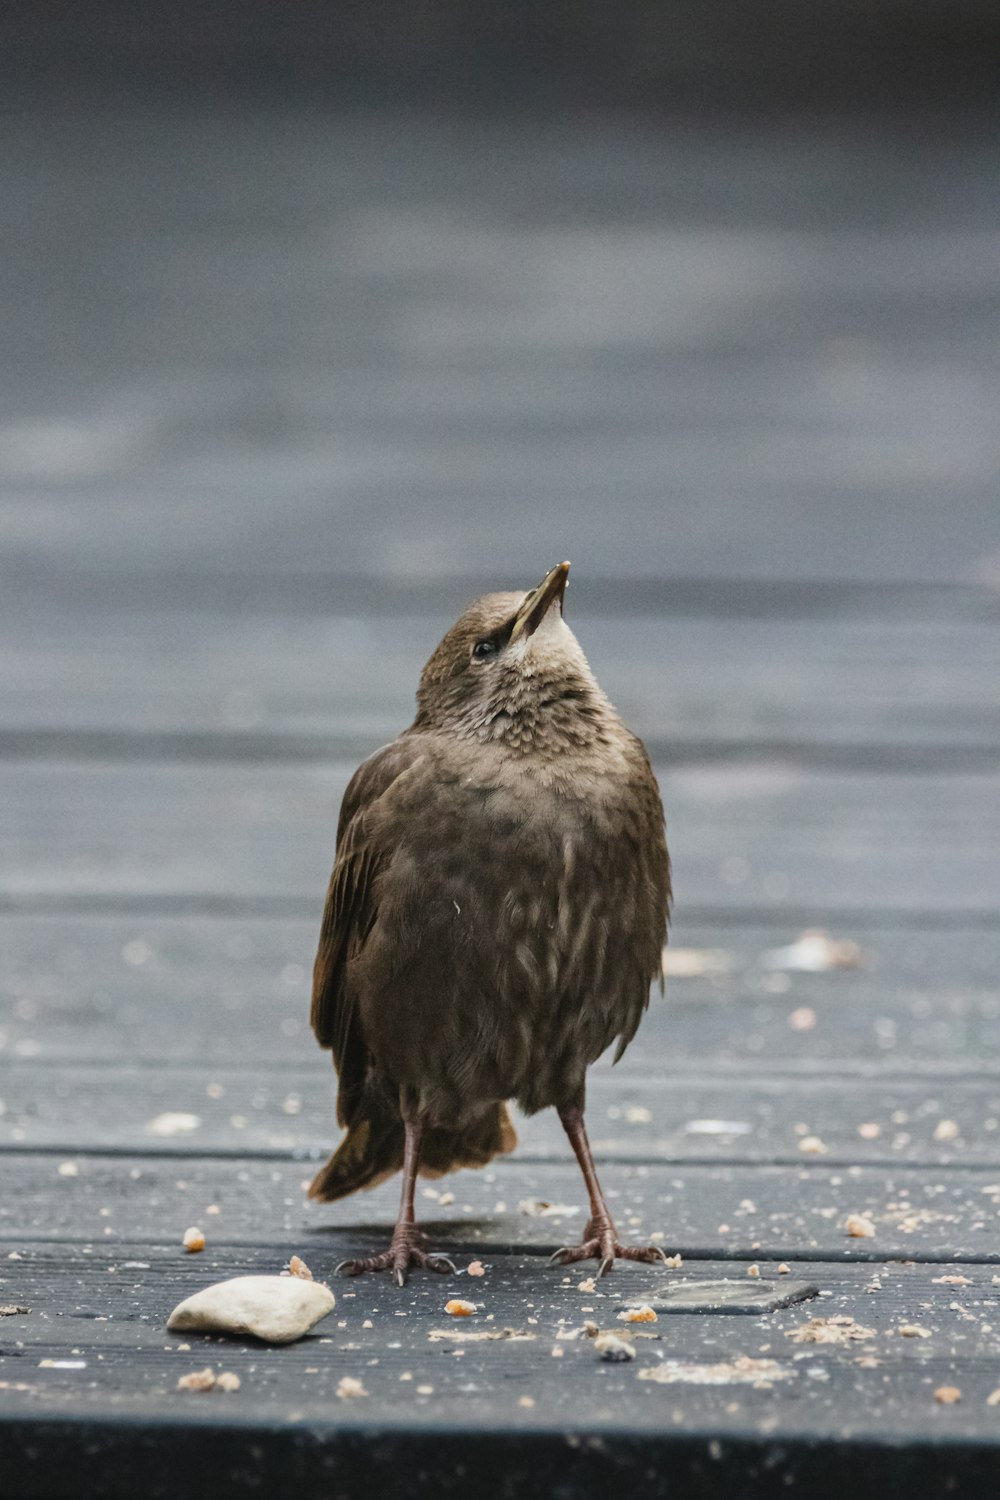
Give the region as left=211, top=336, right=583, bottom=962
left=550, top=1101, right=668, bottom=1277
left=336, top=1114, right=456, bottom=1286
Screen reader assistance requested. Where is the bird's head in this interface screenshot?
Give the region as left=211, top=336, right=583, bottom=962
left=414, top=562, right=610, bottom=748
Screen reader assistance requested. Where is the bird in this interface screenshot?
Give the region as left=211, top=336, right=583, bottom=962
left=308, top=561, right=671, bottom=1285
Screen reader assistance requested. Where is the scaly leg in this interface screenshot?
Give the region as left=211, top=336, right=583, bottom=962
left=550, top=1101, right=668, bottom=1277
left=336, top=1114, right=456, bottom=1287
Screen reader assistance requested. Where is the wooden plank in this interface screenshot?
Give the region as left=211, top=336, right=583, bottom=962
left=3, top=107, right=999, bottom=589
left=4, top=1063, right=1000, bottom=1167
left=1, top=764, right=998, bottom=912
left=4, top=1248, right=1000, bottom=1498
left=6, top=1154, right=1000, bottom=1261
left=3, top=916, right=998, bottom=1070
left=1, top=608, right=998, bottom=756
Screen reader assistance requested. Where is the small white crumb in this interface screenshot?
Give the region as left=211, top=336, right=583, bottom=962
left=336, top=1377, right=368, bottom=1400
left=577, top=1278, right=596, bottom=1293
left=148, top=1112, right=201, bottom=1137
left=935, top=1385, right=961, bottom=1404
left=416, top=1385, right=434, bottom=1395
left=216, top=1371, right=240, bottom=1392
left=899, top=1324, right=931, bottom=1338
left=288, top=1255, right=313, bottom=1280
left=177, top=1367, right=216, bottom=1392
left=437, top=1191, right=455, bottom=1207
left=57, top=1162, right=79, bottom=1177
left=858, top=1123, right=882, bottom=1139
left=182, top=1227, right=206, bottom=1253
left=788, top=1007, right=817, bottom=1031
left=986, top=1389, right=1000, bottom=1407
left=777, top=1263, right=790, bottom=1275
left=933, top=1119, right=960, bottom=1142
left=845, top=1214, right=875, bottom=1238
left=362, top=1319, right=373, bottom=1329
left=747, top=1264, right=760, bottom=1278
left=932, top=1275, right=971, bottom=1286
left=551, top=1346, right=564, bottom=1357
left=466, top=1260, right=485, bottom=1278
left=518, top=1395, right=535, bottom=1407
left=799, top=1136, right=828, bottom=1155
left=662, top=1253, right=682, bottom=1268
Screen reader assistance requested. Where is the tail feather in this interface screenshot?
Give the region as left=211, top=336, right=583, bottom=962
left=308, top=1094, right=518, bottom=1204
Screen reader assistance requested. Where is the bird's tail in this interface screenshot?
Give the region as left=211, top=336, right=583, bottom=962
left=307, top=1091, right=518, bottom=1203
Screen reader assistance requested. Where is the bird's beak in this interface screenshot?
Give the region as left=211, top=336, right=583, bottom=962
left=509, top=561, right=571, bottom=643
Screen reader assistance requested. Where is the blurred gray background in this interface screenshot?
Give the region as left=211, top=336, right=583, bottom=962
left=1, top=3, right=998, bottom=922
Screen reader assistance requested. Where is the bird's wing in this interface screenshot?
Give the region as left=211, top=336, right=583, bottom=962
left=311, top=735, right=427, bottom=1126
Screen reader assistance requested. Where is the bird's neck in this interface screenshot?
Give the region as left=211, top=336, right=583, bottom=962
left=469, top=672, right=621, bottom=758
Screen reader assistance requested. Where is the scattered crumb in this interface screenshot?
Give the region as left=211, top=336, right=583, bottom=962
left=777, top=1264, right=790, bottom=1276
left=437, top=1192, right=455, bottom=1207
left=661, top=947, right=730, bottom=977
left=584, top=1321, right=600, bottom=1338
left=428, top=1327, right=535, bottom=1344
left=182, top=1227, right=205, bottom=1254
left=288, top=1255, right=313, bottom=1280
left=177, top=1368, right=217, bottom=1392
left=336, top=1377, right=368, bottom=1400
left=786, top=1316, right=875, bottom=1346
left=899, top=1325, right=931, bottom=1339
left=551, top=1346, right=564, bottom=1358
left=0, top=1305, right=30, bottom=1317
left=799, top=1136, right=828, bottom=1155
left=933, top=1120, right=960, bottom=1142
left=216, top=1372, right=240, bottom=1393
left=594, top=1333, right=635, bottom=1363
left=444, top=1299, right=477, bottom=1318
left=747, top=1264, right=760, bottom=1278
left=149, top=1112, right=202, bottom=1137
left=663, top=1253, right=682, bottom=1269
left=416, top=1385, right=434, bottom=1396
left=858, top=1123, right=882, bottom=1140
left=577, top=1278, right=596, bottom=1293
left=762, top=930, right=862, bottom=972
left=855, top=1355, right=882, bottom=1368
left=845, top=1214, right=876, bottom=1239
left=987, top=1389, right=1000, bottom=1407
left=57, top=1161, right=79, bottom=1177
left=205, top=1204, right=220, bottom=1216
left=639, top=1356, right=793, bottom=1387
left=619, top=1306, right=657, bottom=1324
left=518, top=1395, right=535, bottom=1408
left=935, top=1386, right=961, bottom=1405
left=788, top=1007, right=817, bottom=1032
left=466, top=1260, right=485, bottom=1278
left=932, top=1275, right=971, bottom=1286
left=362, top=1320, right=373, bottom=1329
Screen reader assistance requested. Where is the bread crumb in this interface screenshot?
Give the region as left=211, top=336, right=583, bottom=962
left=288, top=1255, right=313, bottom=1280
left=182, top=1227, right=205, bottom=1253
left=777, top=1263, right=790, bottom=1275
left=466, top=1260, right=486, bottom=1277
left=336, top=1377, right=368, bottom=1400
left=518, top=1395, right=536, bottom=1408
left=584, top=1320, right=600, bottom=1337
left=663, top=1253, right=682, bottom=1269
left=932, top=1275, right=971, bottom=1286
left=416, top=1384, right=434, bottom=1395
left=362, top=1319, right=373, bottom=1329
left=845, top=1214, right=876, bottom=1239
left=935, top=1386, right=961, bottom=1405
left=619, top=1305, right=657, bottom=1324
left=858, top=1123, right=881, bottom=1139
left=215, top=1372, right=240, bottom=1392
left=177, top=1368, right=216, bottom=1392
left=787, top=1316, right=875, bottom=1345
left=899, top=1324, right=931, bottom=1338
left=445, top=1299, right=477, bottom=1317
left=799, top=1136, right=828, bottom=1155
left=933, top=1120, right=960, bottom=1142
left=987, top=1389, right=1000, bottom=1407
left=747, top=1264, right=760, bottom=1278
left=577, top=1278, right=596, bottom=1293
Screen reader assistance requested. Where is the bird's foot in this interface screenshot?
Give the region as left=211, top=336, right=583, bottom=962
left=336, top=1227, right=456, bottom=1288
left=549, top=1219, right=668, bottom=1278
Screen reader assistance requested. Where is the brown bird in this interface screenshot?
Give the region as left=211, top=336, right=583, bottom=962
left=309, top=562, right=671, bottom=1284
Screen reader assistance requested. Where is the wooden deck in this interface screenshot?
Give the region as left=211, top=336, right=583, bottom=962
left=2, top=93, right=1000, bottom=1498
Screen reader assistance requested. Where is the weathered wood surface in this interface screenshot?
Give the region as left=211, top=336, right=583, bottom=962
left=2, top=86, right=1000, bottom=1499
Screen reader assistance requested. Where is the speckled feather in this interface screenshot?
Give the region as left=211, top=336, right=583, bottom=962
left=309, top=581, right=670, bottom=1200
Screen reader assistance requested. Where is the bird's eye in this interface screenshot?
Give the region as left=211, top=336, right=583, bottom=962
left=472, top=638, right=498, bottom=662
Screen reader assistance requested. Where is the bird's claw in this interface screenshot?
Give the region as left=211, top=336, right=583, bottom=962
left=550, top=1234, right=669, bottom=1275
left=335, top=1240, right=455, bottom=1286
